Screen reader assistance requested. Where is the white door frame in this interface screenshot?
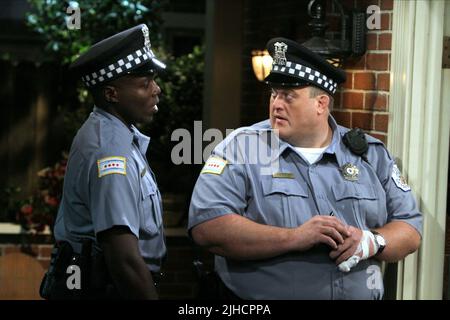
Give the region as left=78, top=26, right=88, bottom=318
left=389, top=0, right=450, bottom=299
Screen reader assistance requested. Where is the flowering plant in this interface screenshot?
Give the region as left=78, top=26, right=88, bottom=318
left=15, top=153, right=68, bottom=234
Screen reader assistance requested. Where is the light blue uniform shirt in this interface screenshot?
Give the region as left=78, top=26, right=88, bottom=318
left=54, top=107, right=166, bottom=271
left=188, top=116, right=422, bottom=299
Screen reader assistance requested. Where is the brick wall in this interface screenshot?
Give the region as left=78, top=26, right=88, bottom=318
left=241, top=0, right=393, bottom=145
left=0, top=235, right=213, bottom=299
left=333, top=0, right=393, bottom=144
left=0, top=243, right=52, bottom=271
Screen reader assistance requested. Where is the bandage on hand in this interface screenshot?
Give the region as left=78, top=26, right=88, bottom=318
left=337, top=230, right=378, bottom=273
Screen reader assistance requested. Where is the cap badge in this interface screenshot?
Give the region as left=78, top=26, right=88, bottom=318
left=341, top=163, right=359, bottom=181
left=273, top=42, right=288, bottom=66
left=141, top=24, right=151, bottom=52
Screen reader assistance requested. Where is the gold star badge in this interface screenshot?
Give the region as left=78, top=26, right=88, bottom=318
left=341, top=163, right=359, bottom=181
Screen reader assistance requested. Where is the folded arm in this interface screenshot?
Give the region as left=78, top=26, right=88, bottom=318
left=192, top=213, right=351, bottom=260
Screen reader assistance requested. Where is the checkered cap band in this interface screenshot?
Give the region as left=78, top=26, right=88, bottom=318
left=272, top=61, right=338, bottom=94
left=82, top=46, right=155, bottom=87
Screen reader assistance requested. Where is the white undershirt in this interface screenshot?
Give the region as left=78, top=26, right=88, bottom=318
left=294, top=146, right=329, bottom=165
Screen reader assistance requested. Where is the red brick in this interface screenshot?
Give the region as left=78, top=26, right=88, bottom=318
left=377, top=73, right=390, bottom=91
left=359, top=0, right=380, bottom=9
left=376, top=93, right=388, bottom=110
left=340, top=0, right=356, bottom=9
left=333, top=91, right=342, bottom=109
left=374, top=113, right=389, bottom=132
left=342, top=72, right=353, bottom=89
left=369, top=133, right=387, bottom=144
left=3, top=246, right=20, bottom=255
left=366, top=53, right=389, bottom=71
left=381, top=13, right=390, bottom=30
left=380, top=0, right=393, bottom=11
left=39, top=260, right=51, bottom=270
left=343, top=92, right=364, bottom=109
left=365, top=92, right=388, bottom=111
left=352, top=112, right=373, bottom=130
left=354, top=72, right=376, bottom=90
left=31, top=245, right=39, bottom=255
left=331, top=110, right=351, bottom=127
left=379, top=33, right=392, bottom=50
left=366, top=33, right=378, bottom=50
left=39, top=245, right=53, bottom=259
left=344, top=55, right=366, bottom=70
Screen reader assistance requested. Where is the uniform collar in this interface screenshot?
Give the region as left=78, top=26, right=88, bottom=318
left=322, top=115, right=346, bottom=168
left=131, top=125, right=151, bottom=155
left=273, top=115, right=347, bottom=168
left=93, top=106, right=151, bottom=154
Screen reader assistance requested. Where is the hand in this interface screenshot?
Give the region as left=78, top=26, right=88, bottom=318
left=329, top=226, right=378, bottom=272
left=293, top=215, right=351, bottom=252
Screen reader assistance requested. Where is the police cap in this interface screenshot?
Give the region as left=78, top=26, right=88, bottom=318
left=70, top=24, right=166, bottom=88
left=264, top=37, right=346, bottom=95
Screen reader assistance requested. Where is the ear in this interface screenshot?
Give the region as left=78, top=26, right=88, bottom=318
left=316, top=94, right=330, bottom=115
left=103, top=86, right=119, bottom=103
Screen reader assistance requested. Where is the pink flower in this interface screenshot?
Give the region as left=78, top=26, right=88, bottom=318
left=37, top=167, right=51, bottom=178
left=20, top=204, right=33, bottom=216
left=44, top=195, right=59, bottom=207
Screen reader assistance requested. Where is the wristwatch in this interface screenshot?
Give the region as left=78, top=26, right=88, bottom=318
left=371, top=231, right=386, bottom=255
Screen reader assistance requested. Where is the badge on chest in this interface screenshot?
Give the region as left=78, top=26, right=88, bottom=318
left=340, top=163, right=359, bottom=181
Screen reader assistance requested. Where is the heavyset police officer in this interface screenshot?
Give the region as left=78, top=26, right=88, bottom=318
left=41, top=24, right=166, bottom=299
left=188, top=37, right=423, bottom=299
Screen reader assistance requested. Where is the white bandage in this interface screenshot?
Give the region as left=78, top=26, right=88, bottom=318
left=338, top=230, right=378, bottom=273
left=337, top=255, right=360, bottom=272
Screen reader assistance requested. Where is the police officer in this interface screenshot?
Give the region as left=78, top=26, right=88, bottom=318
left=188, top=37, right=423, bottom=299
left=47, top=24, right=166, bottom=299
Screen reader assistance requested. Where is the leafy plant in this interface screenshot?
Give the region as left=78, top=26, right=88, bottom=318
left=143, top=45, right=204, bottom=193
left=26, top=0, right=167, bottom=140
left=26, top=0, right=165, bottom=65
left=7, top=0, right=205, bottom=232
left=14, top=153, right=67, bottom=233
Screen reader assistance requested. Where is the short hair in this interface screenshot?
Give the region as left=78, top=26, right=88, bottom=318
left=309, top=86, right=334, bottom=110
left=89, top=85, right=109, bottom=109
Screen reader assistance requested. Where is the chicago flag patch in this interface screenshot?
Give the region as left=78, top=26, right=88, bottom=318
left=97, top=156, right=127, bottom=178
left=201, top=156, right=227, bottom=175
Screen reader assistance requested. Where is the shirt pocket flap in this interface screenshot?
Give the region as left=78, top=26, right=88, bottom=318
left=141, top=176, right=156, bottom=199
left=332, top=182, right=377, bottom=201
left=262, top=178, right=308, bottom=197
left=139, top=176, right=162, bottom=236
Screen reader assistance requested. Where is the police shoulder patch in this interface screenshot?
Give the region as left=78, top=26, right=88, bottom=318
left=97, top=156, right=127, bottom=178
left=201, top=156, right=227, bottom=175
left=391, top=164, right=410, bottom=191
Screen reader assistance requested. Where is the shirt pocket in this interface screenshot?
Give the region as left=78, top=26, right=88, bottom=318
left=331, top=182, right=382, bottom=228
left=140, top=176, right=163, bottom=236
left=260, top=178, right=309, bottom=227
